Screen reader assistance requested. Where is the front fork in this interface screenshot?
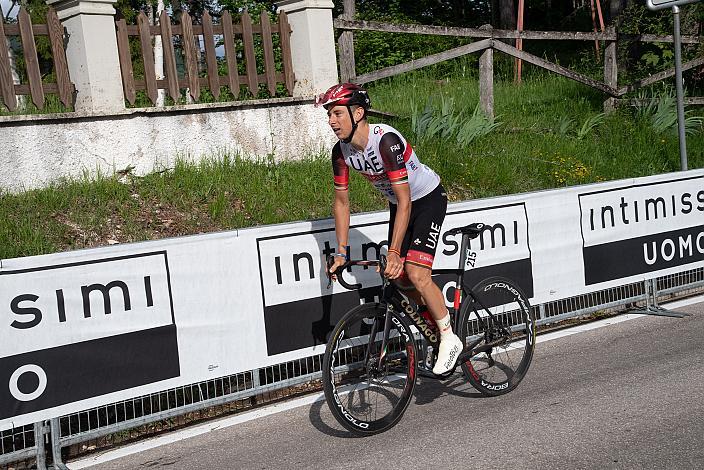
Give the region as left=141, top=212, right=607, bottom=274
left=377, top=305, right=394, bottom=367
left=360, top=308, right=392, bottom=376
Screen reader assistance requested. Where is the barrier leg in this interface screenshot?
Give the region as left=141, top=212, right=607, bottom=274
left=630, top=279, right=690, bottom=318
left=35, top=421, right=48, bottom=470
left=49, top=418, right=69, bottom=470
left=650, top=278, right=691, bottom=317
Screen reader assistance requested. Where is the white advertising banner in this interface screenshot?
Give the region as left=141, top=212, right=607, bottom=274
left=1, top=169, right=702, bottom=429
left=578, top=174, right=704, bottom=285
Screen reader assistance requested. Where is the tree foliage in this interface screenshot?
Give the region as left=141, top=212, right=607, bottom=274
left=6, top=0, right=704, bottom=97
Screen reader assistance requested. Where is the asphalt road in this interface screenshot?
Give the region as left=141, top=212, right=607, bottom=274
left=74, top=301, right=704, bottom=470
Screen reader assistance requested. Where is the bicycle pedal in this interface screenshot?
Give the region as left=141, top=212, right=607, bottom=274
left=417, top=363, right=456, bottom=380
left=456, top=346, right=476, bottom=364
left=435, top=367, right=456, bottom=380
left=417, top=366, right=441, bottom=380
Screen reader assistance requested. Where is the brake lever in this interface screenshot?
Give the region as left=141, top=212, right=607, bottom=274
left=325, top=255, right=335, bottom=289
left=325, top=255, right=363, bottom=290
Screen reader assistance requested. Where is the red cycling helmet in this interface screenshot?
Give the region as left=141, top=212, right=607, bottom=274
left=316, top=83, right=371, bottom=143
left=315, top=83, right=371, bottom=110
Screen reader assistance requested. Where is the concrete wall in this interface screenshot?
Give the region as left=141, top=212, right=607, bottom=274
left=0, top=97, right=336, bottom=193
left=0, top=0, right=340, bottom=193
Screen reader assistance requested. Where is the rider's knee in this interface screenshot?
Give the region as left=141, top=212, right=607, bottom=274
left=406, top=266, right=432, bottom=289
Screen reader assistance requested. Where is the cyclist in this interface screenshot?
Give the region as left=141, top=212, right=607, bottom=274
left=318, top=83, right=463, bottom=375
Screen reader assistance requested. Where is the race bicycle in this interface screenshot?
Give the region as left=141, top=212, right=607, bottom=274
left=321, top=222, right=536, bottom=435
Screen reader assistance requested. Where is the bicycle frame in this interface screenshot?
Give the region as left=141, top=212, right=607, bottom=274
left=332, top=226, right=514, bottom=378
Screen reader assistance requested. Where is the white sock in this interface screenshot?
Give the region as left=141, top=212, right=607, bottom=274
left=437, top=311, right=453, bottom=338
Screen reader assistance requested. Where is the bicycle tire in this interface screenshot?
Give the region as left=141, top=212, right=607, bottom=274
left=322, top=302, right=417, bottom=435
left=458, top=276, right=536, bottom=397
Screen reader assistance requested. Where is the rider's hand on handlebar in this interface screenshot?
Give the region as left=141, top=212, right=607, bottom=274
left=328, top=255, right=347, bottom=281
left=384, top=252, right=404, bottom=279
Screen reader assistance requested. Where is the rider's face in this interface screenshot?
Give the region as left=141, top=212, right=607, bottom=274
left=327, top=105, right=352, bottom=140
left=327, top=105, right=365, bottom=141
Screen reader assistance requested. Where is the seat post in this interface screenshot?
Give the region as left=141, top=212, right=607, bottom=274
left=452, top=233, right=471, bottom=313
left=457, top=233, right=470, bottom=271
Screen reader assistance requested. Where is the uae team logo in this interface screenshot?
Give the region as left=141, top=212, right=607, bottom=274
left=579, top=175, right=704, bottom=285
left=0, top=252, right=179, bottom=421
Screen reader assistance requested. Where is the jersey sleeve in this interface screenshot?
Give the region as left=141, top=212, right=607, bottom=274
left=331, top=142, right=349, bottom=191
left=379, top=132, right=409, bottom=186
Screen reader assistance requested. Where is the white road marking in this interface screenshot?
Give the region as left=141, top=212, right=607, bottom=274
left=68, top=294, right=703, bottom=469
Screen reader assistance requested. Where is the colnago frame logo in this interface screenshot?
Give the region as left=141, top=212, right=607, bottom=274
left=0, top=252, right=179, bottom=422
left=579, top=175, right=704, bottom=285
left=256, top=202, right=532, bottom=356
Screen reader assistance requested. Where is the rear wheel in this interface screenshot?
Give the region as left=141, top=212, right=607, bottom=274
left=322, top=303, right=417, bottom=435
left=458, top=277, right=535, bottom=396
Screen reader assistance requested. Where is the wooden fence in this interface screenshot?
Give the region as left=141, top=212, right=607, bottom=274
left=0, top=7, right=73, bottom=112
left=116, top=10, right=295, bottom=106
left=335, top=11, right=704, bottom=115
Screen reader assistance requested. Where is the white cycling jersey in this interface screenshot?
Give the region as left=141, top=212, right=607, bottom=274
left=332, top=124, right=440, bottom=204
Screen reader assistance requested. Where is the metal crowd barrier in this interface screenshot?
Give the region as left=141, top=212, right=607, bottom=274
left=2, top=267, right=702, bottom=470
left=0, top=423, right=46, bottom=469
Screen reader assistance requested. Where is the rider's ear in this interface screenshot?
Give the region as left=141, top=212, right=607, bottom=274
left=353, top=105, right=365, bottom=122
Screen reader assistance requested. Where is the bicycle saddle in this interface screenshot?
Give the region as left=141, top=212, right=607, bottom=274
left=445, top=222, right=486, bottom=238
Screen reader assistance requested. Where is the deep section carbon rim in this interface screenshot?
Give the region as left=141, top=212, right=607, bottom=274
left=459, top=277, right=536, bottom=396
left=322, top=303, right=416, bottom=434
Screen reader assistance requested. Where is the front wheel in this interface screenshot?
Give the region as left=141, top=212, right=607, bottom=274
left=322, top=303, right=417, bottom=435
left=458, top=277, right=536, bottom=396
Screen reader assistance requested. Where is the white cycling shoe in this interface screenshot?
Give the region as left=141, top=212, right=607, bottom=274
left=432, top=333, right=463, bottom=375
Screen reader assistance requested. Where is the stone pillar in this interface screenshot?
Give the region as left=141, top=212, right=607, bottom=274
left=276, top=0, right=338, bottom=97
left=46, top=0, right=125, bottom=113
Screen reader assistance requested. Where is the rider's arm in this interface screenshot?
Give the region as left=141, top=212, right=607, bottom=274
left=388, top=183, right=411, bottom=253
left=331, top=143, right=350, bottom=257
left=333, top=188, right=350, bottom=255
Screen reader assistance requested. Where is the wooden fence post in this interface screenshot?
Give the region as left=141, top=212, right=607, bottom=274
left=480, top=47, right=494, bottom=119
left=18, top=8, right=44, bottom=109
left=222, top=11, right=240, bottom=98
left=138, top=12, right=158, bottom=104
left=159, top=10, right=179, bottom=102
left=261, top=11, right=277, bottom=96
left=603, top=25, right=617, bottom=113
left=46, top=8, right=72, bottom=108
left=202, top=12, right=220, bottom=100
left=242, top=12, right=259, bottom=96
left=279, top=12, right=296, bottom=95
left=0, top=13, right=18, bottom=111
left=116, top=19, right=136, bottom=105
left=181, top=12, right=200, bottom=102
left=338, top=0, right=356, bottom=83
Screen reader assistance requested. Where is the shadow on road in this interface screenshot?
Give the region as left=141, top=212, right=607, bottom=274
left=308, top=371, right=487, bottom=437
left=307, top=397, right=363, bottom=438
left=413, top=374, right=486, bottom=405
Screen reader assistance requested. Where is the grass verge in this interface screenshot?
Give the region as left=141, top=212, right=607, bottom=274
left=1, top=70, right=702, bottom=259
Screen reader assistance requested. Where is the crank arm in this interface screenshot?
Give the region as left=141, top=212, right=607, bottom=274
left=416, top=365, right=456, bottom=380
left=457, top=342, right=496, bottom=363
